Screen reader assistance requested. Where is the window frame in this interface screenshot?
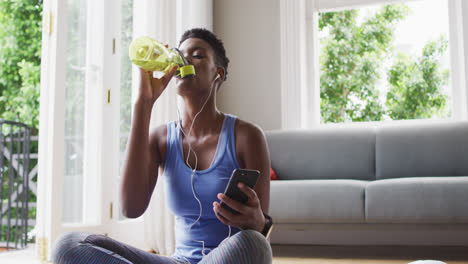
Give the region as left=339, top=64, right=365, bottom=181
left=280, top=0, right=468, bottom=129
left=37, top=0, right=123, bottom=258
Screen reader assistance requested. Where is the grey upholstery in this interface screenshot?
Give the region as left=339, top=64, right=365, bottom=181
left=270, top=180, right=366, bottom=224
left=267, top=121, right=468, bottom=231
left=376, top=122, right=468, bottom=180
left=366, top=176, right=468, bottom=223
left=266, top=127, right=376, bottom=181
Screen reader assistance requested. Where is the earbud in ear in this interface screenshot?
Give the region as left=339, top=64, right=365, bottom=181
left=215, top=74, right=221, bottom=80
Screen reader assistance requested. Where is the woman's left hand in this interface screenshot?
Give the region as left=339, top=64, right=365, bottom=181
left=213, top=182, right=265, bottom=232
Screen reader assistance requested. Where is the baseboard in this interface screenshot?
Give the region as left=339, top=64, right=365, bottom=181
left=270, top=223, right=468, bottom=246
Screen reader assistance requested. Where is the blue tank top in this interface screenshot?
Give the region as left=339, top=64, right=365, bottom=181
left=163, top=114, right=241, bottom=263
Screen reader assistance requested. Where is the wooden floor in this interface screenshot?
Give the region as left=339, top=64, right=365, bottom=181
left=1, top=244, right=468, bottom=264
left=272, top=245, right=468, bottom=264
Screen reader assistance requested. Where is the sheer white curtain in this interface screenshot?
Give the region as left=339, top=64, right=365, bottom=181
left=132, top=0, right=213, bottom=255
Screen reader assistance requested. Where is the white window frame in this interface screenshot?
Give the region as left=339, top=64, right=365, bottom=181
left=280, top=0, right=468, bottom=129
left=37, top=0, right=215, bottom=259
left=37, top=0, right=125, bottom=259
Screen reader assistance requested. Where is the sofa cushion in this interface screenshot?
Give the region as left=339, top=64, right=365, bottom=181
left=266, top=128, right=376, bottom=180
left=376, top=121, right=468, bottom=180
left=270, top=168, right=278, bottom=180
left=270, top=180, right=367, bottom=224
left=366, top=177, right=468, bottom=223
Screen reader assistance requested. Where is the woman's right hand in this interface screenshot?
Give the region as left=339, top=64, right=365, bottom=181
left=137, top=65, right=178, bottom=105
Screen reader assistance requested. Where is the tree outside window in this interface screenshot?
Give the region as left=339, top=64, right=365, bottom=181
left=319, top=1, right=450, bottom=124
left=0, top=0, right=42, bottom=245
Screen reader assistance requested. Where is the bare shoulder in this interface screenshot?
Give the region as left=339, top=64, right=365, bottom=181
left=149, top=123, right=168, bottom=164
left=234, top=118, right=269, bottom=167
left=149, top=123, right=168, bottom=138
left=235, top=118, right=266, bottom=144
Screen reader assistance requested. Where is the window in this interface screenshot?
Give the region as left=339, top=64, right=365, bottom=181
left=119, top=0, right=133, bottom=220
left=319, top=0, right=452, bottom=123
left=279, top=0, right=468, bottom=128
left=63, top=0, right=87, bottom=223
left=119, top=0, right=133, bottom=167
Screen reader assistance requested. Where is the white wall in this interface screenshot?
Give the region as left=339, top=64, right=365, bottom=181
left=214, top=0, right=282, bottom=131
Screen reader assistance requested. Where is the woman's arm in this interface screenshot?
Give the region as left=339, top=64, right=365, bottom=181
left=236, top=122, right=271, bottom=214
left=213, top=121, right=271, bottom=232
left=119, top=100, right=158, bottom=218
left=119, top=67, right=177, bottom=218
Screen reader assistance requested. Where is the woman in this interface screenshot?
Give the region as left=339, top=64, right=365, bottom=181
left=52, top=28, right=273, bottom=264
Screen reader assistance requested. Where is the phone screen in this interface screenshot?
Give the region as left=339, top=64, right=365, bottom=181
left=220, top=169, right=260, bottom=214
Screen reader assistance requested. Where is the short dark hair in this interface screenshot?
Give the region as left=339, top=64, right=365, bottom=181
left=179, top=28, right=229, bottom=81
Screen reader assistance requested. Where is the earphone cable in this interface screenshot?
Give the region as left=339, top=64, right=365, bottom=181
left=176, top=74, right=220, bottom=257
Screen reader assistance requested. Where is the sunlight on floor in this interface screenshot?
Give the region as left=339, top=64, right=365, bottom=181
left=0, top=245, right=43, bottom=264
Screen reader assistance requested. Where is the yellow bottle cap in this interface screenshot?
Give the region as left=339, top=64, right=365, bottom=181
left=179, top=65, right=196, bottom=78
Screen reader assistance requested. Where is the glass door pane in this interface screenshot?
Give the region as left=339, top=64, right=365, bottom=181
left=119, top=0, right=133, bottom=220
left=63, top=0, right=87, bottom=223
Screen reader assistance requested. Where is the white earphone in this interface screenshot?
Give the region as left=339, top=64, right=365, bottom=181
left=176, top=70, right=230, bottom=261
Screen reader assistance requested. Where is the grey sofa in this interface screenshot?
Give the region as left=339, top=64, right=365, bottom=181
left=266, top=121, right=468, bottom=246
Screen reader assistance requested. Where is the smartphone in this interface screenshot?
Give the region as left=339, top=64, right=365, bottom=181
left=220, top=168, right=260, bottom=215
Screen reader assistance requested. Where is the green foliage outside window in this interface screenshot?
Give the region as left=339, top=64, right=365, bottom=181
left=0, top=0, right=42, bottom=245
left=0, top=0, right=42, bottom=132
left=319, top=4, right=449, bottom=123
left=386, top=36, right=449, bottom=120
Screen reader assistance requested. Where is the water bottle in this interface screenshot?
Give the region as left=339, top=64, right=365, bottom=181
left=128, top=36, right=195, bottom=78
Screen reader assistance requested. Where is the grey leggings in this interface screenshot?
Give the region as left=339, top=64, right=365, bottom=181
left=51, top=230, right=272, bottom=264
